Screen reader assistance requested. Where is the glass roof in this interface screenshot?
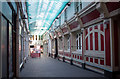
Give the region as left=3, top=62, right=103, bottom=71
left=27, top=0, right=69, bottom=35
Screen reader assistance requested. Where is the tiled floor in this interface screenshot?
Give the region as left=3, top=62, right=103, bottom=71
left=20, top=54, right=104, bottom=78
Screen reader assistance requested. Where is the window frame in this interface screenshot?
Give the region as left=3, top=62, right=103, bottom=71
left=59, top=16, right=61, bottom=26
left=64, top=8, right=67, bottom=21
left=76, top=33, right=82, bottom=51
left=75, top=0, right=82, bottom=13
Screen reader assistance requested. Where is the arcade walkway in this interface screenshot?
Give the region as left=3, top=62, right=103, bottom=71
left=20, top=54, right=104, bottom=78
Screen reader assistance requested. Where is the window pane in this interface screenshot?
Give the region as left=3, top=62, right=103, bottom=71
left=79, top=37, right=81, bottom=49
left=36, top=35, right=37, bottom=40
left=80, top=2, right=82, bottom=10
left=1, top=16, right=8, bottom=77
left=9, top=23, right=13, bottom=75
left=33, top=35, right=34, bottom=40
left=77, top=40, right=78, bottom=49
left=41, top=35, right=43, bottom=40
left=76, top=34, right=78, bottom=38
left=59, top=16, right=61, bottom=25
left=39, top=35, right=40, bottom=40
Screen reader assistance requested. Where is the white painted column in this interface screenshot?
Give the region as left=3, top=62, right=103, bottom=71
left=82, top=28, right=86, bottom=64
left=63, top=35, right=65, bottom=57
left=93, top=27, right=95, bottom=51
left=98, top=24, right=101, bottom=51
left=49, top=37, right=52, bottom=54
left=71, top=33, right=73, bottom=59
left=109, top=18, right=115, bottom=71
left=88, top=28, right=90, bottom=51
left=70, top=33, right=72, bottom=57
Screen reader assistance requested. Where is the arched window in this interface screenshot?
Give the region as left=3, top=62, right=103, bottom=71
left=76, top=33, right=82, bottom=50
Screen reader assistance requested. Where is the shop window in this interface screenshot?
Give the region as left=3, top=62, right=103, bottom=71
left=33, top=35, right=34, bottom=40
left=36, top=35, right=37, bottom=40
left=67, top=35, right=70, bottom=50
left=76, top=33, right=82, bottom=50
left=41, top=35, right=43, bottom=40
left=39, top=35, right=40, bottom=40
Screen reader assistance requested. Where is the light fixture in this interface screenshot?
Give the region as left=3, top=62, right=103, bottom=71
left=22, top=15, right=32, bottom=19
left=67, top=2, right=71, bottom=6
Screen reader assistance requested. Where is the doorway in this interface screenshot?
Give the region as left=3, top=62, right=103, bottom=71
left=113, top=15, right=120, bottom=70
left=118, top=18, right=120, bottom=70
left=55, top=38, right=58, bottom=58
left=1, top=15, right=8, bottom=78
left=1, top=14, right=14, bottom=78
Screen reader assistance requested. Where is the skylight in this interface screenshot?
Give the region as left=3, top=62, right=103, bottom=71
left=27, top=0, right=69, bottom=35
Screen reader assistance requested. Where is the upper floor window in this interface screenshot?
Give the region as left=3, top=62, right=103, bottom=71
left=81, top=1, right=90, bottom=9
left=80, top=1, right=82, bottom=10
left=75, top=0, right=82, bottom=13
left=75, top=2, right=79, bottom=13
left=76, top=33, right=82, bottom=50
left=55, top=21, right=57, bottom=27
left=59, top=16, right=61, bottom=25
left=64, top=8, right=67, bottom=21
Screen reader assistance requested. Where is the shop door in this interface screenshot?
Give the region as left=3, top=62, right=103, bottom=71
left=1, top=15, right=13, bottom=78
left=1, top=15, right=8, bottom=78
left=118, top=19, right=120, bottom=70
left=55, top=38, right=58, bottom=58
left=113, top=17, right=120, bottom=69
left=8, top=23, right=13, bottom=77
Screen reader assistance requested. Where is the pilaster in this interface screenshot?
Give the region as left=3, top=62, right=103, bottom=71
left=16, top=3, right=20, bottom=77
